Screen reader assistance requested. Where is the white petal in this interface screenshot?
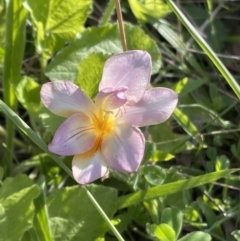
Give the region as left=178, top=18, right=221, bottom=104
left=101, top=125, right=145, bottom=172
left=72, top=151, right=107, bottom=184
left=41, top=81, right=95, bottom=117
left=99, top=51, right=152, bottom=103
left=119, top=88, right=178, bottom=127
left=48, top=113, right=97, bottom=155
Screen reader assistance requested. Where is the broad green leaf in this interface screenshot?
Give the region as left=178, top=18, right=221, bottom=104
left=173, top=108, right=204, bottom=144
left=161, top=207, right=183, bottom=239
left=45, top=23, right=161, bottom=81
left=128, top=0, right=171, bottom=22
left=215, top=155, right=230, bottom=171
left=184, top=206, right=199, bottom=222
left=179, top=79, right=207, bottom=97
left=149, top=123, right=191, bottom=154
left=39, top=106, right=65, bottom=134
left=151, top=150, right=175, bottom=162
left=0, top=175, right=40, bottom=241
left=232, top=230, right=240, bottom=241
left=47, top=185, right=117, bottom=241
left=178, top=231, right=211, bottom=241
left=142, top=165, right=166, bottom=186
left=16, top=76, right=41, bottom=117
left=153, top=223, right=176, bottom=241
left=23, top=0, right=93, bottom=54
left=142, top=141, right=156, bottom=165
left=117, top=169, right=238, bottom=209
left=75, top=53, right=108, bottom=98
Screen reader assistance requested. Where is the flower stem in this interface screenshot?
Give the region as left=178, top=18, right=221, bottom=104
left=100, top=0, right=115, bottom=26
left=83, top=186, right=125, bottom=241
left=115, top=0, right=127, bottom=51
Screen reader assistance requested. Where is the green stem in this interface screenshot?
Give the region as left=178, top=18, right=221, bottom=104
left=100, top=0, right=115, bottom=26
left=3, top=0, right=27, bottom=175
left=166, top=0, right=240, bottom=99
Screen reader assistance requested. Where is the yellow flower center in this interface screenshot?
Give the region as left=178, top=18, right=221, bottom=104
left=92, top=110, right=116, bottom=137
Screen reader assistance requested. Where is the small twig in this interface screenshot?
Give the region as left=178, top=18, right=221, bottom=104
left=115, top=0, right=127, bottom=51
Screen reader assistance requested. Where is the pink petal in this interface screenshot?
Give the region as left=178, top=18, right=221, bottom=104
left=118, top=88, right=178, bottom=127
left=101, top=125, right=145, bottom=172
left=72, top=151, right=107, bottom=184
left=40, top=81, right=95, bottom=117
left=48, top=113, right=97, bottom=155
left=95, top=87, right=128, bottom=111
left=99, top=50, right=152, bottom=103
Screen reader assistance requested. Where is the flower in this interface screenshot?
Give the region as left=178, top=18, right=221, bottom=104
left=40, top=50, right=178, bottom=184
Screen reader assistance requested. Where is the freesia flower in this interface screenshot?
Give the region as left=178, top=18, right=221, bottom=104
left=40, top=50, right=178, bottom=184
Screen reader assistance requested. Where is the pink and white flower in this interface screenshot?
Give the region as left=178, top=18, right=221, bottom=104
left=40, top=50, right=178, bottom=184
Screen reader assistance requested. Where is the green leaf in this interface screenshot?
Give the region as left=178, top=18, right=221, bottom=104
left=23, top=0, right=93, bottom=53
left=173, top=108, right=204, bottom=144
left=153, top=223, right=176, bottom=241
left=142, top=165, right=166, bottom=186
left=45, top=23, right=161, bottom=81
left=215, top=155, right=230, bottom=171
left=166, top=0, right=240, bottom=99
left=149, top=123, right=191, bottom=154
left=117, top=169, right=239, bottom=210
left=161, top=207, right=183, bottom=239
left=128, top=0, right=171, bottom=22
left=0, top=175, right=40, bottom=241
left=47, top=185, right=117, bottom=241
left=232, top=230, right=240, bottom=241
left=15, top=76, right=41, bottom=117
left=178, top=231, right=211, bottom=241
left=39, top=106, right=65, bottom=134
left=151, top=150, right=175, bottom=162
left=142, top=141, right=156, bottom=165
left=75, top=53, right=108, bottom=98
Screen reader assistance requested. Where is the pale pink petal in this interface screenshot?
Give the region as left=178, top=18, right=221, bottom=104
left=48, top=113, right=97, bottom=155
left=95, top=87, right=128, bottom=111
left=99, top=50, right=152, bottom=103
left=118, top=88, right=178, bottom=127
left=72, top=151, right=107, bottom=184
left=40, top=81, right=95, bottom=117
left=101, top=125, right=145, bottom=172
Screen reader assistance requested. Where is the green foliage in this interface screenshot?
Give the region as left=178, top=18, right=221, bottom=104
left=23, top=0, right=93, bottom=56
left=178, top=231, right=211, bottom=241
left=128, top=0, right=171, bottom=22
left=0, top=175, right=40, bottom=241
left=75, top=53, right=108, bottom=98
left=47, top=185, right=117, bottom=241
left=45, top=23, right=161, bottom=81
left=1, top=0, right=240, bottom=240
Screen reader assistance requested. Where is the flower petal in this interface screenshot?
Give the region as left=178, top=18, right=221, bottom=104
left=40, top=81, right=95, bottom=117
left=48, top=113, right=97, bottom=155
left=119, top=88, right=178, bottom=127
left=101, top=125, right=145, bottom=172
left=95, top=87, right=128, bottom=111
left=72, top=151, right=107, bottom=184
left=99, top=50, right=152, bottom=103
